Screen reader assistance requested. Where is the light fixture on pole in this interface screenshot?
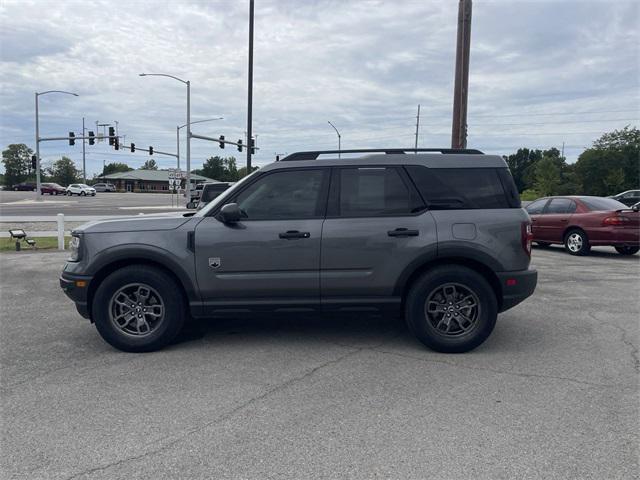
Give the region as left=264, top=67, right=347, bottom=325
left=177, top=117, right=223, bottom=170
left=328, top=121, right=341, bottom=159
left=139, top=73, right=191, bottom=202
left=35, top=90, right=78, bottom=200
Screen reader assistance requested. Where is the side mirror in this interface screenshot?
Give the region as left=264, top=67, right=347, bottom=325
left=218, top=203, right=241, bottom=224
left=632, top=204, right=639, bottom=212
left=186, top=201, right=196, bottom=209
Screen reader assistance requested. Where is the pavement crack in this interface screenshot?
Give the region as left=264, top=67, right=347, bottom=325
left=62, top=347, right=363, bottom=480
left=587, top=311, right=639, bottom=373
left=372, top=348, right=626, bottom=388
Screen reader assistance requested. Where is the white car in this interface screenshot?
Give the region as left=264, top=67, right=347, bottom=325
left=66, top=184, right=96, bottom=196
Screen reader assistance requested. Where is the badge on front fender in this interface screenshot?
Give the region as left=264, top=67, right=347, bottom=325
left=208, top=257, right=221, bottom=269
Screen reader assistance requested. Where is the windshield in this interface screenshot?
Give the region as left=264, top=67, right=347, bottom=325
left=580, top=197, right=627, bottom=211
left=194, top=170, right=260, bottom=217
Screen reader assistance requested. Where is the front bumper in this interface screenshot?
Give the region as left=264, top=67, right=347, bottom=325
left=60, top=272, right=93, bottom=319
left=496, top=267, right=538, bottom=313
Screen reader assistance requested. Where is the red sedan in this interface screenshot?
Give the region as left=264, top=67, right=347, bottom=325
left=525, top=196, right=640, bottom=256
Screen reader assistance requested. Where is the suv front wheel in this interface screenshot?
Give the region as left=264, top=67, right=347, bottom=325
left=92, top=265, right=186, bottom=352
left=405, top=266, right=497, bottom=353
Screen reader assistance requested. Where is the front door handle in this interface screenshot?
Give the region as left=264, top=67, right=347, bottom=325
left=279, top=230, right=311, bottom=239
left=388, top=228, right=419, bottom=237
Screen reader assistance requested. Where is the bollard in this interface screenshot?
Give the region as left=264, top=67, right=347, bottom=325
left=57, top=213, right=65, bottom=250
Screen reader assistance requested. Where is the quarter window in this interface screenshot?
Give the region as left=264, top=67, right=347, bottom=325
left=405, top=166, right=511, bottom=209
left=234, top=169, right=326, bottom=220
left=334, top=167, right=414, bottom=217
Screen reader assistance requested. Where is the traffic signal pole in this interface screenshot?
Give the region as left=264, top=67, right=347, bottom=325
left=82, top=117, right=86, bottom=183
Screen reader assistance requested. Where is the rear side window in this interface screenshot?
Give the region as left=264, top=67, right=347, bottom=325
left=545, top=198, right=576, bottom=214
left=331, top=167, right=418, bottom=217
left=526, top=199, right=547, bottom=215
left=405, top=166, right=512, bottom=209
left=580, top=197, right=627, bottom=211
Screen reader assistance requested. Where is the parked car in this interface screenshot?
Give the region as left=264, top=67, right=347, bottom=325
left=609, top=189, right=640, bottom=207
left=60, top=147, right=537, bottom=353
left=66, top=184, right=96, bottom=196
left=196, top=182, right=233, bottom=210
left=41, top=183, right=67, bottom=195
left=92, top=183, right=116, bottom=192
left=13, top=182, right=36, bottom=191
left=526, top=196, right=639, bottom=256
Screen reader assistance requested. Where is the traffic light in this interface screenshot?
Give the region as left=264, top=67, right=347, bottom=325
left=31, top=155, right=37, bottom=170
left=108, top=127, right=115, bottom=146
left=130, top=143, right=135, bottom=153
left=250, top=138, right=256, bottom=154
left=149, top=146, right=153, bottom=155
left=237, top=139, right=243, bottom=152
left=218, top=135, right=225, bottom=149
left=69, top=132, right=75, bottom=146
left=114, top=136, right=119, bottom=150
left=88, top=131, right=95, bottom=145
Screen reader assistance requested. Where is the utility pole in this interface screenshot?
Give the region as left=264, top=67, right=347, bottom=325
left=176, top=126, right=180, bottom=170
left=414, top=104, right=421, bottom=152
left=451, top=0, right=472, bottom=149
left=82, top=117, right=86, bottom=183
left=246, top=0, right=254, bottom=172
left=561, top=141, right=565, bottom=160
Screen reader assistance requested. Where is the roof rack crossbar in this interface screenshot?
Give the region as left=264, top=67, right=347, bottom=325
left=279, top=148, right=484, bottom=161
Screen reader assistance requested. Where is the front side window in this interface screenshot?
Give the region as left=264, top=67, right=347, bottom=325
left=546, top=198, right=576, bottom=214
left=334, top=167, right=414, bottom=217
left=234, top=169, right=326, bottom=220
left=526, top=199, right=547, bottom=215
left=406, top=166, right=511, bottom=209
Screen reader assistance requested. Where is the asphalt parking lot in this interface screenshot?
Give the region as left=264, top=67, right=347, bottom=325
left=1, top=246, right=638, bottom=479
left=0, top=191, right=186, bottom=216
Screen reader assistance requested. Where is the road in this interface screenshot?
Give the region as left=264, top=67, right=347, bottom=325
left=0, top=191, right=186, bottom=216
left=1, top=246, right=638, bottom=479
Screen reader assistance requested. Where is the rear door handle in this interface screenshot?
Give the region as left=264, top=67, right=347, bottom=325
left=388, top=228, right=419, bottom=237
left=279, top=230, right=311, bottom=239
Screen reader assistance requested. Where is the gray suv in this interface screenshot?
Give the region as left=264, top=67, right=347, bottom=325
left=60, top=148, right=537, bottom=353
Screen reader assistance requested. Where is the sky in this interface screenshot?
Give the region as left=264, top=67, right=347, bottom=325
left=1, top=0, right=639, bottom=177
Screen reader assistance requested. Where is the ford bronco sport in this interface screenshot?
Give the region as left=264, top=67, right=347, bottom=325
left=60, top=148, right=537, bottom=353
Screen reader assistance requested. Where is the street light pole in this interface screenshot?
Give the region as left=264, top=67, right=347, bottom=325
left=186, top=80, right=191, bottom=202
left=246, top=0, right=254, bottom=172
left=139, top=72, right=191, bottom=204
left=176, top=126, right=180, bottom=170
left=34, top=90, right=78, bottom=200
left=82, top=117, right=86, bottom=182
left=328, top=121, right=341, bottom=158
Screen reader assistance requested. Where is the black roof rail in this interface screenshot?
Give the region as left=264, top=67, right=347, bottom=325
left=279, top=148, right=484, bottom=161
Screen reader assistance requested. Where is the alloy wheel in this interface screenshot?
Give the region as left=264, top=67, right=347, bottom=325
left=566, top=233, right=583, bottom=253
left=424, top=283, right=481, bottom=337
left=109, top=283, right=165, bottom=337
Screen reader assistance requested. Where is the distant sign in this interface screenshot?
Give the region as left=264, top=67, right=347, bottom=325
left=168, top=168, right=185, bottom=180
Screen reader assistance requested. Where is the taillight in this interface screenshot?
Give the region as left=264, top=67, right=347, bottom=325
left=603, top=216, right=630, bottom=226
left=521, top=221, right=533, bottom=257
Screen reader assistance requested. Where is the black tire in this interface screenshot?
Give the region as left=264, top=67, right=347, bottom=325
left=80, top=191, right=86, bottom=196
left=615, top=246, right=639, bottom=255
left=92, top=265, right=186, bottom=352
left=405, top=265, right=498, bottom=353
left=564, top=229, right=590, bottom=256
left=536, top=241, right=551, bottom=248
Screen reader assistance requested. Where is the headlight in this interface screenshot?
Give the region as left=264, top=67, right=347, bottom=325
left=68, top=235, right=81, bottom=262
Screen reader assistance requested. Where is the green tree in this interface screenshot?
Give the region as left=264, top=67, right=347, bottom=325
left=50, top=157, right=80, bottom=186
left=193, top=156, right=243, bottom=181
left=237, top=165, right=259, bottom=178
left=575, top=126, right=640, bottom=196
left=2, top=144, right=33, bottom=187
left=103, top=162, right=133, bottom=176
left=504, top=148, right=542, bottom=192
left=141, top=159, right=158, bottom=170
left=534, top=155, right=561, bottom=196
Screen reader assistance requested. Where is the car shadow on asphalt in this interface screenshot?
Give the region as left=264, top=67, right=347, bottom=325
left=173, top=313, right=411, bottom=349
left=532, top=245, right=639, bottom=261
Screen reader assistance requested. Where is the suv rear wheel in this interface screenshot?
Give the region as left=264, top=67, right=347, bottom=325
left=92, top=265, right=186, bottom=352
left=405, top=266, right=497, bottom=353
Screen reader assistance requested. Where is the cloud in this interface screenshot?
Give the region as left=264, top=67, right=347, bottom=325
left=0, top=0, right=638, bottom=176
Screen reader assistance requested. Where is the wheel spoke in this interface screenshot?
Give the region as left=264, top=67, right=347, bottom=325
left=109, top=283, right=164, bottom=337
left=425, top=282, right=480, bottom=337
